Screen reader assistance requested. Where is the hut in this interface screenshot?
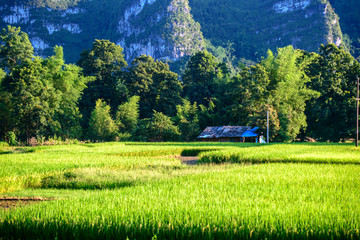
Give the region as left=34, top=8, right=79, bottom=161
left=197, top=126, right=260, bottom=142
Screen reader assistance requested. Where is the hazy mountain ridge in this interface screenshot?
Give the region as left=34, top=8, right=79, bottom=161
left=0, top=0, right=357, bottom=63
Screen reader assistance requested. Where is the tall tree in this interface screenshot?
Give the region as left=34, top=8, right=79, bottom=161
left=305, top=44, right=360, bottom=141
left=0, top=26, right=34, bottom=71
left=3, top=57, right=60, bottom=142
left=125, top=55, right=182, bottom=118
left=264, top=47, right=319, bottom=141
left=43, top=46, right=92, bottom=139
left=1, top=41, right=91, bottom=141
left=0, top=68, right=10, bottom=139
left=174, top=99, right=200, bottom=141
left=229, top=46, right=319, bottom=141
left=78, top=39, right=128, bottom=122
left=182, top=50, right=223, bottom=107
left=228, top=64, right=280, bottom=140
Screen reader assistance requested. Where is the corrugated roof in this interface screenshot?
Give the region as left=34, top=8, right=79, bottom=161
left=197, top=126, right=258, bottom=139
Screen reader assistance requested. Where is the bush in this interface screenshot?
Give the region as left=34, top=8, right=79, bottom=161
left=89, top=99, right=118, bottom=141
left=5, top=131, right=18, bottom=146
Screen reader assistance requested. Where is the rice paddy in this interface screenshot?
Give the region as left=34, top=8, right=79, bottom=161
left=0, top=142, right=359, bottom=239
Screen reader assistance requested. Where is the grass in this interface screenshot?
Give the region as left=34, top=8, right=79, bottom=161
left=199, top=143, right=360, bottom=164
left=0, top=142, right=232, bottom=193
left=0, top=142, right=360, bottom=239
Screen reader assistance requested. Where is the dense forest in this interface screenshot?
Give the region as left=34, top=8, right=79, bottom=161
left=0, top=26, right=359, bottom=145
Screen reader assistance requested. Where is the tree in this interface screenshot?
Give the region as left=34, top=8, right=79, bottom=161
left=0, top=68, right=11, bottom=139
left=182, top=50, right=223, bottom=106
left=229, top=46, right=319, bottom=141
left=174, top=99, right=200, bottom=141
left=149, top=111, right=181, bottom=142
left=228, top=64, right=280, bottom=141
left=43, top=46, right=92, bottom=139
left=305, top=44, right=360, bottom=141
left=78, top=39, right=128, bottom=123
left=264, top=47, right=319, bottom=141
left=115, top=95, right=140, bottom=133
left=0, top=28, right=91, bottom=141
left=125, top=55, right=182, bottom=118
left=89, top=99, right=118, bottom=141
left=132, top=111, right=181, bottom=142
left=4, top=57, right=60, bottom=142
left=0, top=26, right=34, bottom=71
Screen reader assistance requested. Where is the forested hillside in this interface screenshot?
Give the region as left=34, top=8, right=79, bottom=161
left=1, top=0, right=359, bottom=64
left=189, top=0, right=345, bottom=61
left=328, top=0, right=360, bottom=58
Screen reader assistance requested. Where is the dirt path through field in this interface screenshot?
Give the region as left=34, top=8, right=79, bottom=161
left=0, top=197, right=51, bottom=210
left=179, top=156, right=199, bottom=165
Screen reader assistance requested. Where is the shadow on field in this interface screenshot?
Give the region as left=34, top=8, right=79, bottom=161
left=39, top=166, right=188, bottom=191
left=41, top=171, right=136, bottom=190
left=0, top=147, right=36, bottom=154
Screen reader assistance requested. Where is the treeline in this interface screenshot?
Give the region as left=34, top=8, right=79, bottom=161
left=0, top=26, right=359, bottom=144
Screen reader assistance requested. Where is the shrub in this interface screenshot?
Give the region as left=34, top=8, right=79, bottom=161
left=5, top=131, right=17, bottom=146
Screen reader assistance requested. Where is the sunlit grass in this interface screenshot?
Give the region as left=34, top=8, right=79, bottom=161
left=1, top=142, right=359, bottom=239
left=199, top=143, right=360, bottom=164
left=1, top=164, right=359, bottom=239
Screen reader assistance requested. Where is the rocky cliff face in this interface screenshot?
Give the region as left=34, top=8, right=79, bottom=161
left=0, top=0, right=204, bottom=62
left=0, top=0, right=345, bottom=63
left=116, top=0, right=204, bottom=61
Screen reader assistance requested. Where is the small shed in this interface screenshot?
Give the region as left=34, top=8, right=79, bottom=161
left=197, top=126, right=260, bottom=142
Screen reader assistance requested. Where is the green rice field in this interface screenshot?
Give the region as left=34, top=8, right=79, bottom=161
left=0, top=142, right=360, bottom=239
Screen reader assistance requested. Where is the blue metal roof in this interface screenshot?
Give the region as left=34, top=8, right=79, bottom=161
left=241, top=127, right=259, bottom=137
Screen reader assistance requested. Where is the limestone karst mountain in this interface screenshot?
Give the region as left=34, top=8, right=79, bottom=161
left=0, top=0, right=357, bottom=63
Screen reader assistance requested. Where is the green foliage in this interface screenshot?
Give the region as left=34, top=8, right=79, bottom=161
left=149, top=111, right=181, bottom=142
left=5, top=131, right=17, bottom=146
left=0, top=68, right=11, bottom=138
left=88, top=99, right=118, bottom=141
left=43, top=46, right=91, bottom=139
left=264, top=47, right=320, bottom=141
left=78, top=39, right=128, bottom=125
left=182, top=50, right=223, bottom=107
left=229, top=63, right=279, bottom=139
left=174, top=99, right=200, bottom=141
left=78, top=39, right=127, bottom=81
left=131, top=119, right=152, bottom=142
left=1, top=33, right=91, bottom=142
left=4, top=56, right=61, bottom=142
left=125, top=55, right=182, bottom=118
left=205, top=39, right=239, bottom=75
left=229, top=46, right=319, bottom=142
left=0, top=26, right=34, bottom=71
left=115, top=95, right=140, bottom=133
left=305, top=44, right=360, bottom=142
